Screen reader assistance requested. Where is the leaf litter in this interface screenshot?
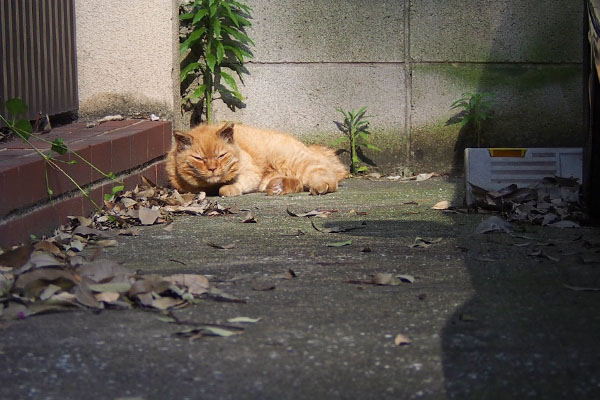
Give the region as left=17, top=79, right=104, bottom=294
left=467, top=177, right=585, bottom=227
left=0, top=179, right=254, bottom=338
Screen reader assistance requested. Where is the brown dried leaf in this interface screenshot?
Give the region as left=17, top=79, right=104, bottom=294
left=548, top=220, right=580, bottom=229
left=72, top=225, right=113, bottom=238
left=310, top=219, right=363, bottom=234
left=151, top=296, right=184, bottom=310
left=119, top=197, right=138, bottom=208
left=372, top=273, right=399, bottom=286
left=75, top=281, right=103, bottom=309
left=410, top=237, right=443, bottom=249
left=528, top=250, right=559, bottom=262
left=118, top=228, right=141, bottom=236
left=33, top=241, right=62, bottom=256
left=205, top=241, right=235, bottom=250
left=431, top=200, right=450, bottom=210
left=140, top=175, right=157, bottom=187
left=0, top=244, right=33, bottom=269
left=14, top=268, right=77, bottom=298
left=164, top=274, right=209, bottom=296
left=77, top=260, right=130, bottom=283
left=46, top=291, right=77, bottom=305
left=394, top=333, right=412, bottom=346
left=286, top=208, right=336, bottom=218
left=251, top=279, right=276, bottom=291
left=95, top=292, right=120, bottom=303
left=93, top=239, right=118, bottom=248
left=272, top=269, right=297, bottom=279
left=88, top=281, right=132, bottom=293
left=240, top=212, right=257, bottom=223
left=68, top=215, right=93, bottom=227
left=128, top=275, right=171, bottom=297
left=138, top=207, right=161, bottom=225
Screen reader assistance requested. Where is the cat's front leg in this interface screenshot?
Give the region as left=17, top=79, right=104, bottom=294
left=265, top=177, right=303, bottom=195
left=218, top=184, right=242, bottom=197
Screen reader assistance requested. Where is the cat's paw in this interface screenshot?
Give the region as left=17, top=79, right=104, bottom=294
left=309, top=179, right=338, bottom=195
left=266, top=177, right=302, bottom=195
left=219, top=184, right=242, bottom=197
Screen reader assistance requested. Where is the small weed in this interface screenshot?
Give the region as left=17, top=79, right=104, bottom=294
left=179, top=0, right=254, bottom=123
left=333, top=107, right=380, bottom=174
left=450, top=92, right=493, bottom=147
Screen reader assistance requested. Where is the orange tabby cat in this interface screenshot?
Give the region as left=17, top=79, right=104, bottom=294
left=166, top=122, right=348, bottom=196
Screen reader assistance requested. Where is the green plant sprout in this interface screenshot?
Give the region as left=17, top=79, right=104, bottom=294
left=179, top=0, right=254, bottom=123
left=450, top=92, right=493, bottom=147
left=1, top=98, right=123, bottom=210
left=333, top=107, right=380, bottom=174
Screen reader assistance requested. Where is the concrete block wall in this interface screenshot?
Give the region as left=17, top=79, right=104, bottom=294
left=208, top=0, right=585, bottom=172
left=75, top=0, right=180, bottom=126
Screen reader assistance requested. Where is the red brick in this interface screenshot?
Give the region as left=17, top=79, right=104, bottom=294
left=0, top=163, right=21, bottom=215
left=82, top=186, right=104, bottom=217
left=51, top=196, right=84, bottom=226
left=110, top=132, right=132, bottom=174
left=51, top=122, right=88, bottom=136
left=163, top=123, right=173, bottom=154
left=140, top=164, right=157, bottom=185
left=131, top=128, right=150, bottom=166
left=147, top=124, right=166, bottom=160
left=101, top=120, right=139, bottom=130
left=89, top=138, right=113, bottom=181
left=45, top=148, right=93, bottom=197
left=0, top=205, right=58, bottom=247
left=121, top=174, right=142, bottom=191
left=16, top=156, right=49, bottom=207
left=156, top=160, right=169, bottom=187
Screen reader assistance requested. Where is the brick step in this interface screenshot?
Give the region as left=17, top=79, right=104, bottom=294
left=0, top=120, right=172, bottom=247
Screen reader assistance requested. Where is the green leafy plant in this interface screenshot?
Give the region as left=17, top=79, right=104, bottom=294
left=1, top=98, right=122, bottom=209
left=179, top=0, right=254, bottom=123
left=333, top=107, right=380, bottom=174
left=450, top=92, right=493, bottom=147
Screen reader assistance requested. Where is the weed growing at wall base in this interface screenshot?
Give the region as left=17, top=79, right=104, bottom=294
left=179, top=0, right=254, bottom=123
left=333, top=107, right=380, bottom=174
left=450, top=92, right=493, bottom=147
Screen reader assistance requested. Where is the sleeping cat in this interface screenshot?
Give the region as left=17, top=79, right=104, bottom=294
left=166, top=122, right=348, bottom=196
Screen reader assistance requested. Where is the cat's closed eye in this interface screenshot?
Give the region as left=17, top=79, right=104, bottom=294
left=217, top=153, right=227, bottom=159
left=192, top=155, right=204, bottom=161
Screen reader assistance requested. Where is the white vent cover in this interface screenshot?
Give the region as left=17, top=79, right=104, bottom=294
left=464, top=148, right=583, bottom=205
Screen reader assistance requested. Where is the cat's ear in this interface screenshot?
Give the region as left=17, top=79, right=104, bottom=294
left=218, top=123, right=235, bottom=143
left=173, top=130, right=192, bottom=151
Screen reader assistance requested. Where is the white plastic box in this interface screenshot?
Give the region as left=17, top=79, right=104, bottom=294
left=464, top=148, right=583, bottom=205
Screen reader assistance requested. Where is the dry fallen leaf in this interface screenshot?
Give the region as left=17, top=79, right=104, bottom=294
left=286, top=208, right=336, bottom=218
left=0, top=244, right=34, bottom=269
left=395, top=333, right=412, bottom=346
left=474, top=216, right=512, bottom=234
left=227, top=316, right=261, bottom=323
left=410, top=237, right=443, bottom=249
left=528, top=250, right=559, bottom=262
left=431, top=200, right=450, bottom=210
left=164, top=274, right=209, bottom=296
left=326, top=240, right=352, bottom=247
left=205, top=241, right=235, bottom=250
left=240, top=212, right=257, bottom=223
left=95, top=292, right=120, bottom=303
left=138, top=207, right=161, bottom=225
left=152, top=296, right=184, bottom=310
left=311, top=219, right=363, bottom=234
